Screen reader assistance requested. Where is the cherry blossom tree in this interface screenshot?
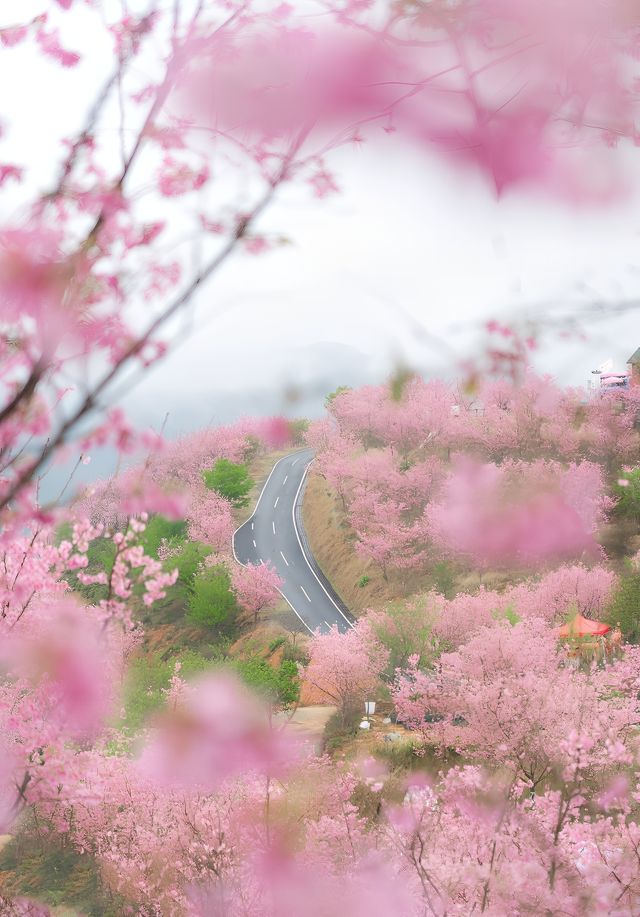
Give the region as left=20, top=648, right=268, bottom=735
left=393, top=619, right=636, bottom=791
left=302, top=621, right=389, bottom=721
left=431, top=563, right=617, bottom=648
left=230, top=561, right=283, bottom=625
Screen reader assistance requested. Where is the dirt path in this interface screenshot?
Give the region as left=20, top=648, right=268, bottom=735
left=276, top=705, right=335, bottom=752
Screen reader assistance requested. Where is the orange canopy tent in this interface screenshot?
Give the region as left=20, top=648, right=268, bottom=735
left=555, top=614, right=610, bottom=638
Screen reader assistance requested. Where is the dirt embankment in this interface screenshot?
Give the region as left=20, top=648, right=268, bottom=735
left=301, top=471, right=434, bottom=616
left=301, top=471, right=523, bottom=617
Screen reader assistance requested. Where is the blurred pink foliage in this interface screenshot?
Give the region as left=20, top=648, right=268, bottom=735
left=425, top=455, right=608, bottom=568
left=139, top=672, right=294, bottom=792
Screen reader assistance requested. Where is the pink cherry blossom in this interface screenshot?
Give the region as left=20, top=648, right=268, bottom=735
left=139, top=673, right=295, bottom=791
left=231, top=561, right=283, bottom=625
left=36, top=28, right=80, bottom=67
left=302, top=620, right=388, bottom=717
left=425, top=455, right=605, bottom=569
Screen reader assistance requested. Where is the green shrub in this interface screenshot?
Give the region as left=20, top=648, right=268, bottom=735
left=203, top=638, right=233, bottom=662
left=268, top=635, right=287, bottom=653
left=322, top=708, right=360, bottom=754
left=276, top=659, right=301, bottom=707
left=282, top=639, right=309, bottom=665
left=289, top=418, right=310, bottom=445
left=0, top=834, right=126, bottom=916
left=369, top=598, right=438, bottom=673
left=432, top=561, right=456, bottom=599
left=491, top=603, right=520, bottom=626
left=374, top=739, right=421, bottom=771
left=389, top=367, right=415, bottom=402
left=166, top=539, right=212, bottom=587
left=357, top=574, right=370, bottom=588
left=187, top=565, right=238, bottom=634
left=608, top=567, right=640, bottom=641
left=233, top=657, right=300, bottom=707
left=242, top=435, right=263, bottom=463
left=325, top=385, right=351, bottom=408
left=140, top=514, right=187, bottom=558
left=202, top=458, right=254, bottom=508
left=613, top=468, right=640, bottom=524
left=55, top=521, right=73, bottom=545
left=122, top=650, right=212, bottom=734
left=65, top=536, right=117, bottom=603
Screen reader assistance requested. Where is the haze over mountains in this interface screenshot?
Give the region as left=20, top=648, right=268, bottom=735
left=40, top=325, right=640, bottom=509
left=39, top=341, right=384, bottom=505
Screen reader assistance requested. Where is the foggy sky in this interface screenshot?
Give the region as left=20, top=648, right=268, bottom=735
left=3, top=1, right=640, bottom=455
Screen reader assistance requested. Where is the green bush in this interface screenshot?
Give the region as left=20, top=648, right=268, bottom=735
left=187, top=564, right=238, bottom=633
left=202, top=458, right=254, bottom=508
left=369, top=598, right=438, bottom=673
left=166, top=539, right=212, bottom=587
left=613, top=468, right=640, bottom=524
left=276, top=659, right=301, bottom=707
left=491, top=603, right=520, bottom=626
left=432, top=561, right=456, bottom=599
left=0, top=835, right=126, bottom=916
left=325, top=385, right=351, bottom=408
left=357, top=574, right=370, bottom=588
left=608, top=567, right=640, bottom=641
left=242, top=435, right=263, bottom=463
left=65, top=519, right=192, bottom=606
left=203, top=638, right=233, bottom=662
left=282, top=639, right=309, bottom=665
left=374, top=739, right=421, bottom=771
left=140, top=514, right=187, bottom=558
left=122, top=650, right=212, bottom=734
left=55, top=520, right=73, bottom=545
left=234, top=657, right=300, bottom=707
left=65, top=536, right=117, bottom=603
left=322, top=708, right=361, bottom=754
left=268, top=635, right=287, bottom=653
left=289, top=418, right=310, bottom=445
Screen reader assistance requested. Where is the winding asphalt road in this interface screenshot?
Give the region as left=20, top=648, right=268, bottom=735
left=233, top=449, right=353, bottom=634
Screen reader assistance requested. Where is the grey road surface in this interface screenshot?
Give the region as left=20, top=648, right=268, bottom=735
left=233, top=449, right=353, bottom=634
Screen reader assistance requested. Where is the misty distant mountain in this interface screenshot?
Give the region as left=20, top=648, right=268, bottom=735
left=123, top=340, right=387, bottom=437
left=38, top=341, right=388, bottom=505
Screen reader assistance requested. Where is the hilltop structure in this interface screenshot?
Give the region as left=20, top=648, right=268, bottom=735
left=628, top=348, right=640, bottom=386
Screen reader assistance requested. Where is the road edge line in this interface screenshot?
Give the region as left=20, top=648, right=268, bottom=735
left=291, top=459, right=353, bottom=628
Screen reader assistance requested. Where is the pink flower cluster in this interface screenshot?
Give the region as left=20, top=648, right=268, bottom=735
left=311, top=373, right=636, bottom=576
